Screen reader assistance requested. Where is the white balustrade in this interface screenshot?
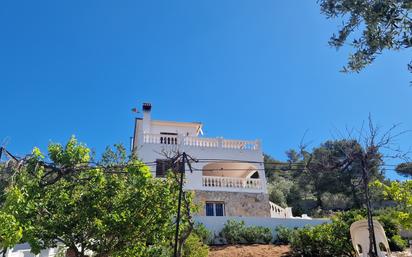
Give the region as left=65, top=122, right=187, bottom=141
left=222, top=139, right=258, bottom=150
left=202, top=176, right=262, bottom=190
left=143, top=133, right=178, bottom=145
left=183, top=136, right=219, bottom=148
left=269, top=201, right=293, bottom=218
left=143, top=133, right=260, bottom=151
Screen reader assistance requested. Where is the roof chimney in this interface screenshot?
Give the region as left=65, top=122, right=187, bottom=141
left=142, top=103, right=152, bottom=133
left=142, top=103, right=152, bottom=112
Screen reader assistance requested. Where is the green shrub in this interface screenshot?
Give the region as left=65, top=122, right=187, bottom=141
left=220, top=220, right=246, bottom=244
left=193, top=223, right=213, bottom=245
left=219, top=220, right=273, bottom=244
left=320, top=192, right=352, bottom=210
left=290, top=220, right=357, bottom=257
left=377, top=209, right=408, bottom=251
left=388, top=235, right=408, bottom=251
left=243, top=226, right=272, bottom=244
left=275, top=226, right=293, bottom=244
left=286, top=210, right=365, bottom=257
left=182, top=234, right=209, bottom=257
left=278, top=209, right=408, bottom=256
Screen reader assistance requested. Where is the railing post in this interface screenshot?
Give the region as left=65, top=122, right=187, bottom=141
left=218, top=137, right=223, bottom=148
left=178, top=135, right=184, bottom=146
left=255, top=140, right=261, bottom=150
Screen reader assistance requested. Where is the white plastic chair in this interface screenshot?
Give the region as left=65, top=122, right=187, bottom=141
left=350, top=219, right=391, bottom=257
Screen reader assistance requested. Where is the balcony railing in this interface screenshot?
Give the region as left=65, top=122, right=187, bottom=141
left=143, top=133, right=260, bottom=151
left=269, top=201, right=294, bottom=218
left=270, top=201, right=287, bottom=218
left=202, top=176, right=262, bottom=190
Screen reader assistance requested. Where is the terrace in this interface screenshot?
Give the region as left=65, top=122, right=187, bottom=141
left=199, top=162, right=265, bottom=193
left=142, top=133, right=261, bottom=151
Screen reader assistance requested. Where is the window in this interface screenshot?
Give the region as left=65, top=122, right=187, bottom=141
left=205, top=202, right=225, bottom=216
left=156, top=159, right=173, bottom=177
left=160, top=132, right=178, bottom=144
left=155, top=159, right=183, bottom=178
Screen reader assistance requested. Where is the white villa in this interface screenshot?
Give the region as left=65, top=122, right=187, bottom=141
left=6, top=103, right=322, bottom=257
left=132, top=103, right=292, bottom=219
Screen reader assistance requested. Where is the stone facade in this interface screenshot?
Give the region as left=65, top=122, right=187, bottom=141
left=193, top=190, right=271, bottom=217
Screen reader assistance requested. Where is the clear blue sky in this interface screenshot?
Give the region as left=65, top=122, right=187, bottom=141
left=1, top=1, right=411, bottom=179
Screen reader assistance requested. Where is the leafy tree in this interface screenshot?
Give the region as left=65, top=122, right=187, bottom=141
left=0, top=212, right=22, bottom=257
left=263, top=154, right=286, bottom=182
left=3, top=137, right=187, bottom=257
left=297, top=140, right=381, bottom=210
left=374, top=180, right=412, bottom=229
left=264, top=152, right=310, bottom=213
left=321, top=192, right=352, bottom=210
left=268, top=177, right=294, bottom=208
left=100, top=144, right=127, bottom=166
left=265, top=136, right=388, bottom=217
left=319, top=0, right=412, bottom=74
left=395, top=162, right=412, bottom=178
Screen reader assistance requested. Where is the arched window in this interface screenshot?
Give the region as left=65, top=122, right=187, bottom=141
left=250, top=171, right=260, bottom=178
left=379, top=242, right=387, bottom=252
left=357, top=244, right=363, bottom=254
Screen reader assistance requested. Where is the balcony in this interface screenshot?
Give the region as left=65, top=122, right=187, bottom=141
left=143, top=133, right=260, bottom=151
left=202, top=176, right=262, bottom=190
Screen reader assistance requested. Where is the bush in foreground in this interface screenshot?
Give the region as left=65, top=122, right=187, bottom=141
left=276, top=210, right=364, bottom=257
left=193, top=223, right=213, bottom=245
left=182, top=234, right=209, bottom=257
left=377, top=209, right=408, bottom=251
left=278, top=209, right=408, bottom=257
left=220, top=220, right=272, bottom=244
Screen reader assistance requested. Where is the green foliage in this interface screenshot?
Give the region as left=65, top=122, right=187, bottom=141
left=268, top=176, right=293, bottom=208
left=48, top=135, right=90, bottom=166
left=395, top=162, right=412, bottom=178
left=182, top=234, right=209, bottom=257
left=193, top=223, right=213, bottom=245
left=286, top=211, right=364, bottom=257
left=220, top=220, right=245, bottom=244
left=100, top=144, right=127, bottom=166
left=0, top=211, right=22, bottom=250
left=318, top=0, right=412, bottom=74
left=2, top=137, right=187, bottom=257
left=377, top=208, right=408, bottom=251
left=320, top=192, right=352, bottom=211
left=220, top=220, right=272, bottom=244
left=389, top=235, right=408, bottom=251
left=265, top=139, right=385, bottom=216
left=243, top=226, right=272, bottom=244
left=288, top=221, right=356, bottom=257
left=274, top=226, right=292, bottom=245
left=374, top=180, right=412, bottom=229
left=283, top=209, right=408, bottom=256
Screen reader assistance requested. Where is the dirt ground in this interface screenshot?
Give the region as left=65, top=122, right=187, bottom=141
left=208, top=244, right=291, bottom=257
left=209, top=245, right=412, bottom=257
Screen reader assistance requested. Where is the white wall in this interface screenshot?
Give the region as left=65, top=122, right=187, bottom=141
left=149, top=123, right=199, bottom=136
left=133, top=106, right=267, bottom=194
left=194, top=216, right=330, bottom=239
left=6, top=244, right=58, bottom=257
left=136, top=142, right=267, bottom=193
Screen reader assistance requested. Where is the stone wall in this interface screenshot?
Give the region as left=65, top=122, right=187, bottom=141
left=193, top=190, right=271, bottom=217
